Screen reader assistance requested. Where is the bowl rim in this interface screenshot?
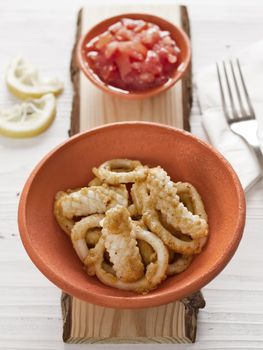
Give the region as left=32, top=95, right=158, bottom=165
left=76, top=12, right=191, bottom=99
left=18, top=121, right=246, bottom=309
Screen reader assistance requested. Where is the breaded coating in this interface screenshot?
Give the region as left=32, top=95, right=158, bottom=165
left=137, top=239, right=156, bottom=265
left=130, top=181, right=149, bottom=215
left=147, top=167, right=208, bottom=239
left=167, top=253, right=193, bottom=276
left=54, top=159, right=209, bottom=294
left=143, top=208, right=205, bottom=255
left=86, top=223, right=169, bottom=294
left=60, top=186, right=128, bottom=219
left=71, top=214, right=104, bottom=263
left=93, top=159, right=148, bottom=185
left=102, top=205, right=144, bottom=282
left=53, top=191, right=76, bottom=236
left=175, top=181, right=208, bottom=221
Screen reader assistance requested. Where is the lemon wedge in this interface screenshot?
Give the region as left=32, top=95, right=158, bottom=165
left=6, top=57, right=63, bottom=99
left=0, top=93, right=56, bottom=138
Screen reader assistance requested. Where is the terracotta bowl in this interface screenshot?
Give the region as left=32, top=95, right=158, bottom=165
left=18, top=122, right=245, bottom=309
left=76, top=13, right=191, bottom=99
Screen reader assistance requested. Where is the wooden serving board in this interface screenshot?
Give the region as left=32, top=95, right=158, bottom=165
left=62, top=4, right=205, bottom=344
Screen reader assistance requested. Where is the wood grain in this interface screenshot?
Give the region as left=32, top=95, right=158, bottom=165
left=61, top=292, right=205, bottom=343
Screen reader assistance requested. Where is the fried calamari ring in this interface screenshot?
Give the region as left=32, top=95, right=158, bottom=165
left=101, top=206, right=144, bottom=282
left=71, top=214, right=104, bottom=263
left=175, top=182, right=208, bottom=221
left=85, top=223, right=169, bottom=294
left=130, top=181, right=149, bottom=215
left=54, top=159, right=209, bottom=294
left=53, top=191, right=76, bottom=236
left=88, top=177, right=103, bottom=187
left=147, top=167, right=208, bottom=240
left=105, top=184, right=129, bottom=203
left=102, top=262, right=116, bottom=275
left=92, top=159, right=148, bottom=185
left=167, top=254, right=193, bottom=276
left=85, top=228, right=101, bottom=247
left=60, top=186, right=128, bottom=219
left=137, top=239, right=157, bottom=265
left=128, top=204, right=139, bottom=217
left=133, top=219, right=147, bottom=230
left=143, top=208, right=205, bottom=255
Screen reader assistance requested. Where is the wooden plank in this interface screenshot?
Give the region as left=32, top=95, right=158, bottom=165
left=61, top=292, right=205, bottom=343
left=63, top=4, right=204, bottom=344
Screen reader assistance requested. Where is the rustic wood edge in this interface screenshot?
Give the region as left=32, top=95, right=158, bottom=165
left=182, top=291, right=206, bottom=342
left=180, top=5, right=192, bottom=131
left=61, top=292, right=72, bottom=342
left=61, top=291, right=205, bottom=343
left=69, top=8, right=82, bottom=136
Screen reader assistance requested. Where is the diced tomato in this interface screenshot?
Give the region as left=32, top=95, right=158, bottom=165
left=115, top=52, right=132, bottom=79
left=142, top=50, right=162, bottom=75
left=161, top=35, right=175, bottom=46
left=160, top=30, right=169, bottom=38
left=133, top=41, right=147, bottom=56
left=115, top=27, right=133, bottom=41
left=117, top=42, right=130, bottom=53
left=118, top=41, right=146, bottom=61
left=121, top=18, right=145, bottom=30
left=95, top=32, right=113, bottom=49
left=141, top=27, right=161, bottom=47
left=140, top=72, right=155, bottom=83
left=131, top=62, right=142, bottom=71
left=168, top=54, right=177, bottom=64
left=108, top=22, right=122, bottom=33
left=85, top=37, right=98, bottom=49
left=104, top=41, right=118, bottom=59
left=85, top=18, right=180, bottom=91
left=86, top=51, right=98, bottom=61
left=133, top=20, right=148, bottom=33
left=100, top=64, right=116, bottom=80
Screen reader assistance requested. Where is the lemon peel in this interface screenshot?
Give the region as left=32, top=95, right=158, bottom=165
left=6, top=56, right=63, bottom=99
left=0, top=93, right=56, bottom=138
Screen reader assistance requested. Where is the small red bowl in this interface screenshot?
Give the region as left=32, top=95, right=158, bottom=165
left=18, top=122, right=245, bottom=309
left=76, top=13, right=191, bottom=99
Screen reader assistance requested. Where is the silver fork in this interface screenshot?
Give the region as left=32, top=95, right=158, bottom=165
left=216, top=59, right=263, bottom=166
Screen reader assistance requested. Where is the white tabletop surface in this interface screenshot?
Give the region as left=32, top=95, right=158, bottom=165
left=0, top=0, right=263, bottom=349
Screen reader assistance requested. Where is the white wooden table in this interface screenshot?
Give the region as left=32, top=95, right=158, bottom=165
left=0, top=0, right=263, bottom=349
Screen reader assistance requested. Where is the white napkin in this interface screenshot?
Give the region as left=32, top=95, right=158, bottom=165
left=196, top=41, right=263, bottom=191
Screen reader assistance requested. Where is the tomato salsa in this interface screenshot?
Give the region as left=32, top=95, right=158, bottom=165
left=84, top=18, right=181, bottom=91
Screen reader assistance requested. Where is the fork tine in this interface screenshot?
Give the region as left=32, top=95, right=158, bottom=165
left=222, top=61, right=239, bottom=119
left=216, top=62, right=230, bottom=121
left=229, top=60, right=247, bottom=118
left=236, top=59, right=256, bottom=118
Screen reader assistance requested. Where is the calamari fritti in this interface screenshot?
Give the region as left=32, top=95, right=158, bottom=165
left=86, top=219, right=169, bottom=294
left=53, top=158, right=209, bottom=294
left=101, top=205, right=144, bottom=283
left=59, top=185, right=128, bottom=219
left=92, top=159, right=148, bottom=185
left=54, top=191, right=75, bottom=236
left=71, top=214, right=104, bottom=262
left=147, top=167, right=208, bottom=240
